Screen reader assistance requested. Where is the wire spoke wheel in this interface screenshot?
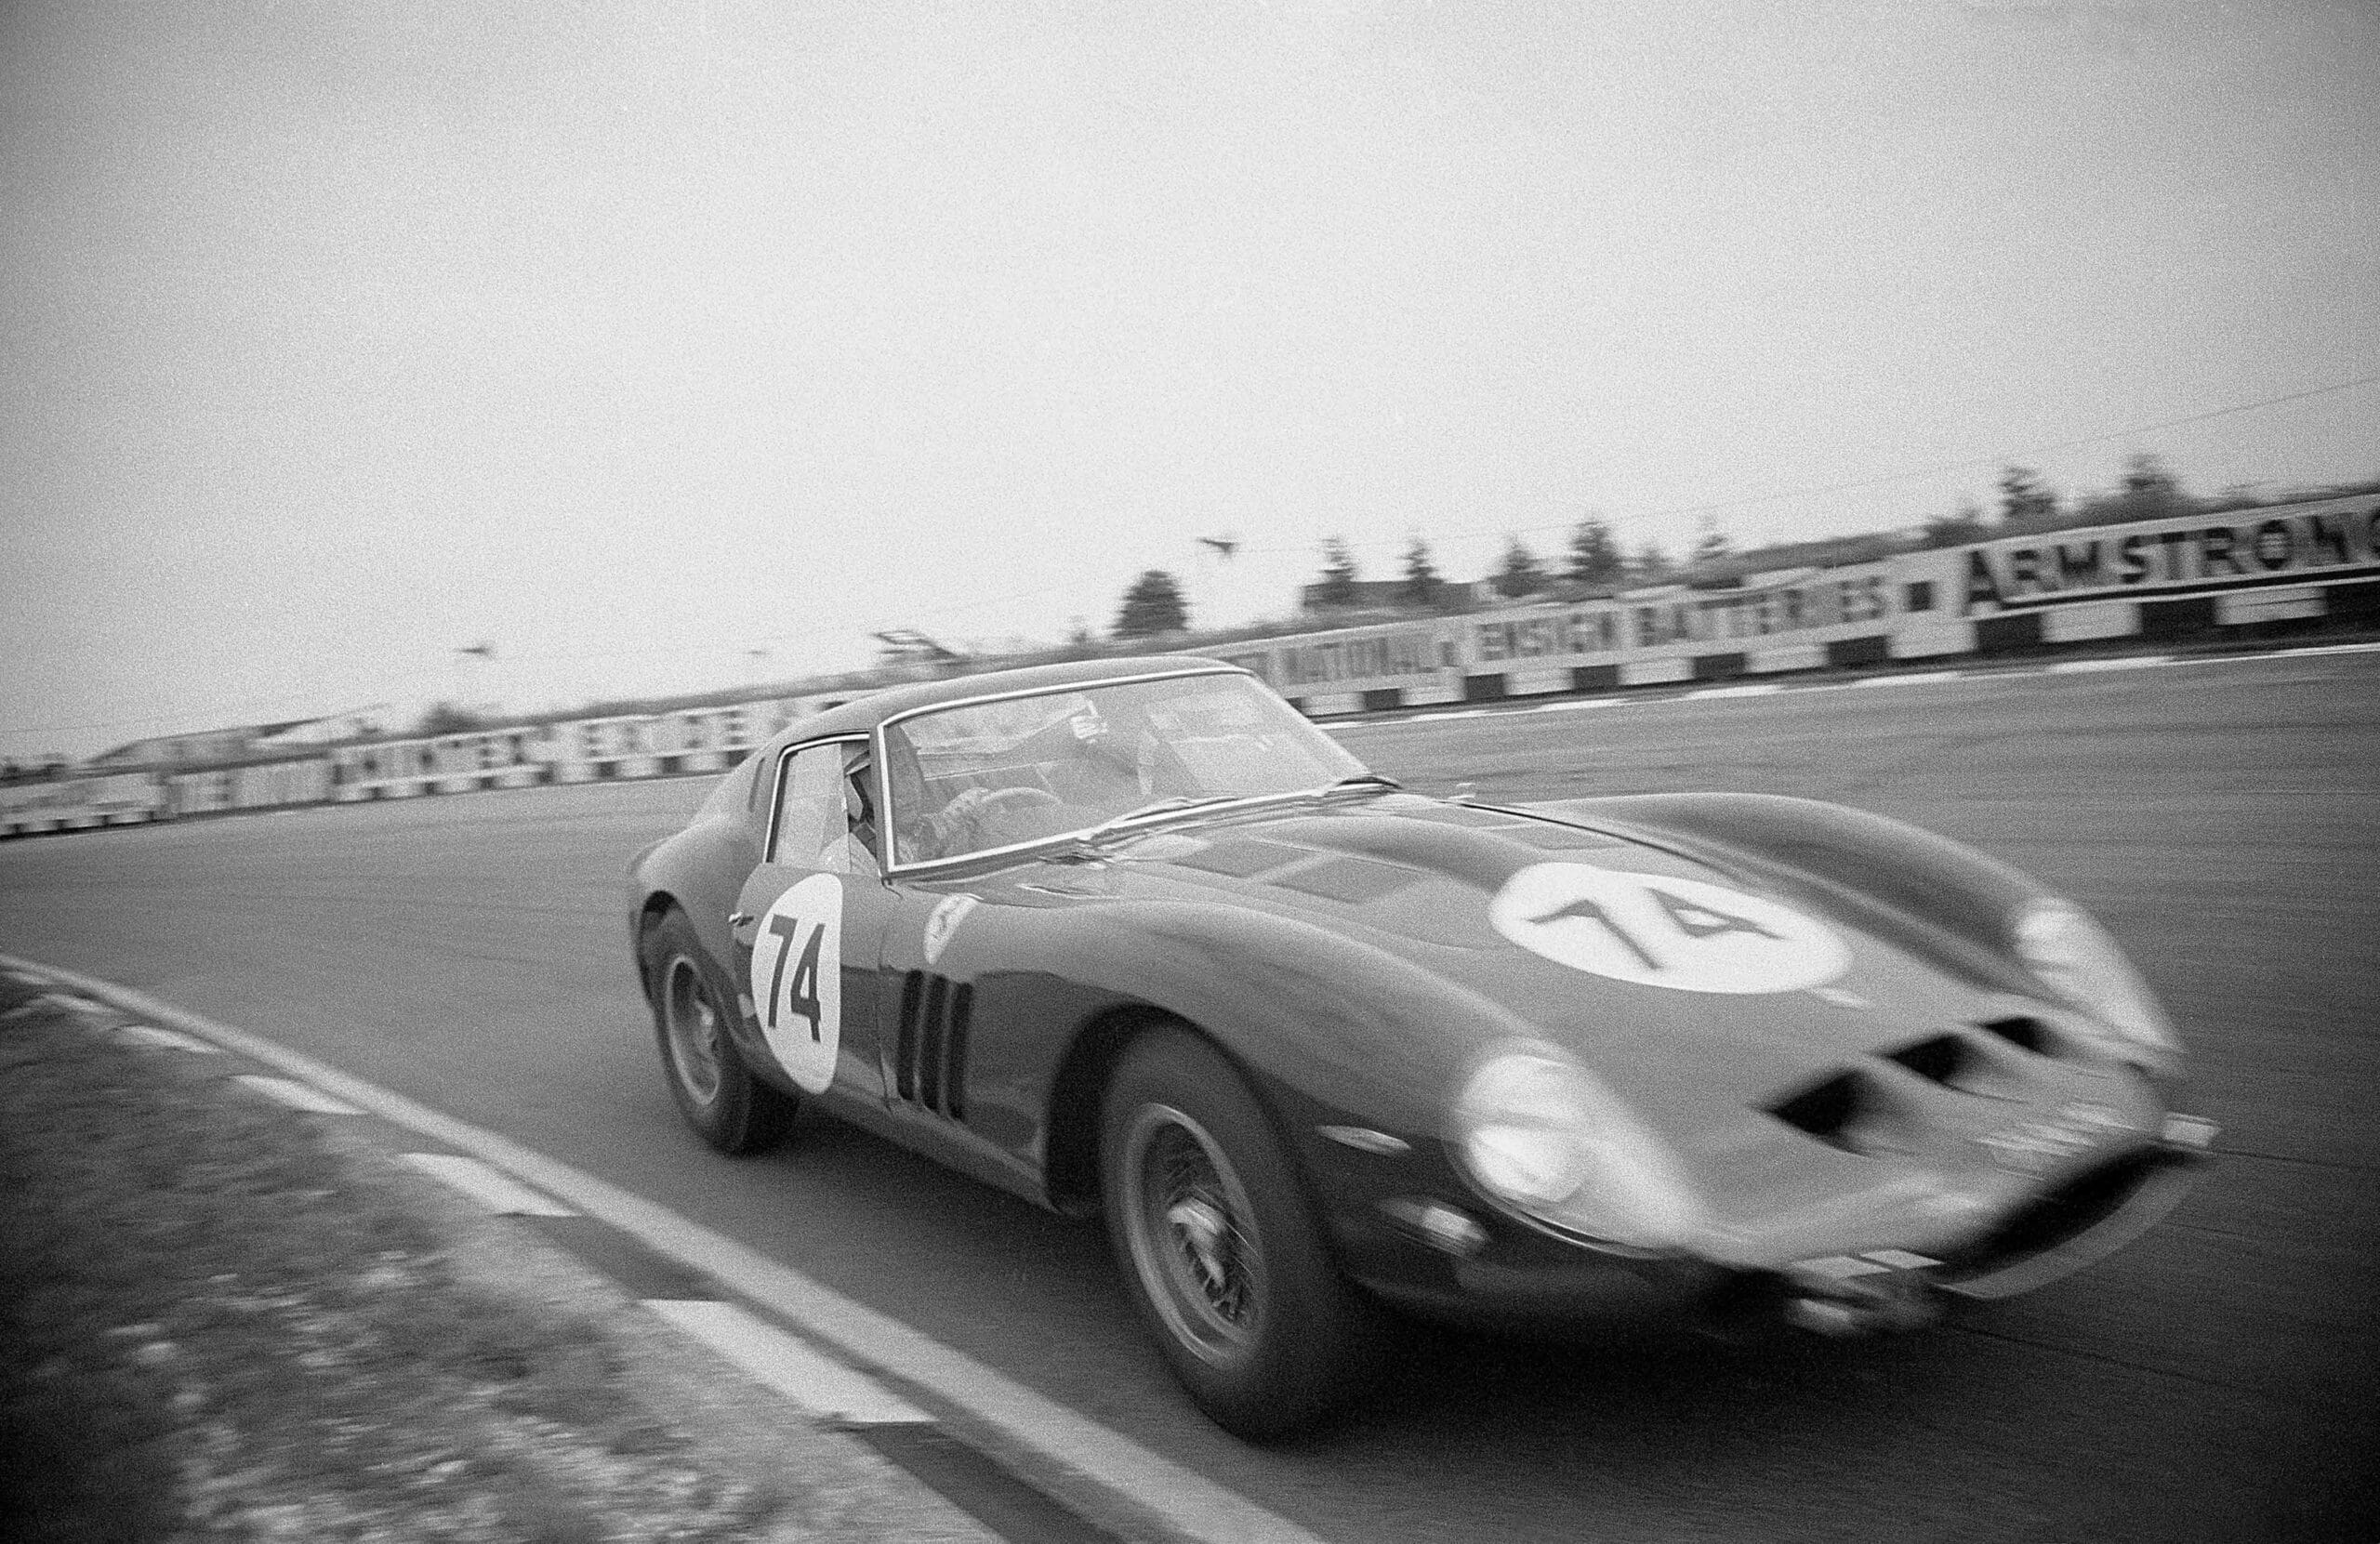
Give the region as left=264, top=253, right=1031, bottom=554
left=1100, top=1026, right=1381, bottom=1437
left=1121, top=1102, right=1267, bottom=1364
left=660, top=955, right=724, bottom=1107
left=640, top=907, right=793, bottom=1155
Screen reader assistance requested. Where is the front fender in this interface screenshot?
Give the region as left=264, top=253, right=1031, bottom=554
left=1510, top=792, right=2052, bottom=997
left=939, top=895, right=1531, bottom=1177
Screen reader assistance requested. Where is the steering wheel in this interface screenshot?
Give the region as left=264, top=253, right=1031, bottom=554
left=972, top=785, right=1062, bottom=814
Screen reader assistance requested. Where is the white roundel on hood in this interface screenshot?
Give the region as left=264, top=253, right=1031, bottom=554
left=1489, top=864, right=1851, bottom=994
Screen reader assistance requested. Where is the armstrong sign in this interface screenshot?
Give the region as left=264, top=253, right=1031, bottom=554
left=1959, top=495, right=2380, bottom=615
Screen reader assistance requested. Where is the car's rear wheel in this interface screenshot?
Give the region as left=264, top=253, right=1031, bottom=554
left=1100, top=1026, right=1377, bottom=1437
left=641, top=908, right=795, bottom=1154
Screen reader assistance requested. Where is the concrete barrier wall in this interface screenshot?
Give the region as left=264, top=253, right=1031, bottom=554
left=1227, top=561, right=1901, bottom=713
left=1894, top=492, right=2380, bottom=653
left=167, top=758, right=336, bottom=818
left=0, top=772, right=169, bottom=836
left=11, top=494, right=2374, bottom=839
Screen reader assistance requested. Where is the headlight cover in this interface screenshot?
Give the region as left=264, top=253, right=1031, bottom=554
left=2013, top=900, right=2176, bottom=1056
left=1451, top=1049, right=1707, bottom=1250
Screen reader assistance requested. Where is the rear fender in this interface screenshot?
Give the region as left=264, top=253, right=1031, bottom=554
left=628, top=817, right=759, bottom=1013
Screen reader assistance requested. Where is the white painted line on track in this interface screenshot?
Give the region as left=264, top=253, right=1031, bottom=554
left=1851, top=670, right=1964, bottom=688
left=2045, top=655, right=2176, bottom=674
left=117, top=1023, right=223, bottom=1053
left=402, top=1152, right=577, bottom=1217
left=646, top=1299, right=932, bottom=1427
left=3, top=954, right=1329, bottom=1544
left=47, top=992, right=121, bottom=1015
left=233, top=1074, right=364, bottom=1115
left=2273, top=640, right=2380, bottom=659
left=1685, top=683, right=1785, bottom=699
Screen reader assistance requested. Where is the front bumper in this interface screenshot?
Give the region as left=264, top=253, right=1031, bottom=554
left=1342, top=1113, right=2218, bottom=1337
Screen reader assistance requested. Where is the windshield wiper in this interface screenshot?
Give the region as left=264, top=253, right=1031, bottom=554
left=1064, top=795, right=1239, bottom=851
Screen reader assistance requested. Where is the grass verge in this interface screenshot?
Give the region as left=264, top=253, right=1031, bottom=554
left=0, top=973, right=803, bottom=1543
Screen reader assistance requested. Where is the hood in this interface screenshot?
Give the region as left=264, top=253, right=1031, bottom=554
left=1071, top=794, right=2155, bottom=1261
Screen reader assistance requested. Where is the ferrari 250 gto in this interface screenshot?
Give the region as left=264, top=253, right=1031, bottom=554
left=628, top=656, right=2213, bottom=1436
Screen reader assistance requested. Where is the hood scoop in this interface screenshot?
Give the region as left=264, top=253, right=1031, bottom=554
left=1168, top=838, right=1308, bottom=878
left=1155, top=834, right=1427, bottom=906
left=1271, top=858, right=1422, bottom=904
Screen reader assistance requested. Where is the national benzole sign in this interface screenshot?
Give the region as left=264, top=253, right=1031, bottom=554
left=1958, top=496, right=2380, bottom=615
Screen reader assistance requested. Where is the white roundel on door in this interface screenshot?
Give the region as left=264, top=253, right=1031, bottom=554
left=748, top=872, right=843, bottom=1093
left=1489, top=864, right=1850, bottom=994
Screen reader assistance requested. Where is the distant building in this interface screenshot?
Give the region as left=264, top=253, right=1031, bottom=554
left=85, top=706, right=387, bottom=772
left=255, top=708, right=387, bottom=750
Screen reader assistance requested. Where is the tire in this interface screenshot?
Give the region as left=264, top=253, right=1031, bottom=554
left=1100, top=1026, right=1378, bottom=1438
left=640, top=908, right=796, bottom=1155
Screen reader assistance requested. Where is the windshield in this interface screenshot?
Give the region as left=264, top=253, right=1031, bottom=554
left=880, top=669, right=1367, bottom=865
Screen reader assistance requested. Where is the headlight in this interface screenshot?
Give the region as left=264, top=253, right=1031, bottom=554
left=2013, top=901, right=2175, bottom=1055
left=1452, top=1049, right=1706, bottom=1250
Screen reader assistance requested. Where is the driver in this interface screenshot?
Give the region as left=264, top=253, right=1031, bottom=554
left=885, top=738, right=1063, bottom=862
left=1046, top=702, right=1150, bottom=819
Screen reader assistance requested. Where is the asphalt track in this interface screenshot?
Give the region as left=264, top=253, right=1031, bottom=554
left=4, top=649, right=2375, bottom=1544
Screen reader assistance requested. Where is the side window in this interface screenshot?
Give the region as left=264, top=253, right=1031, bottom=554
left=842, top=744, right=879, bottom=859
left=767, top=745, right=853, bottom=870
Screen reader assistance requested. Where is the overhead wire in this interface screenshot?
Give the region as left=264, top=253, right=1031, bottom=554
left=1224, top=373, right=2380, bottom=559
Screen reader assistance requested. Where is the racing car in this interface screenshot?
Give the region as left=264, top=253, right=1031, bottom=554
left=628, top=655, right=2214, bottom=1436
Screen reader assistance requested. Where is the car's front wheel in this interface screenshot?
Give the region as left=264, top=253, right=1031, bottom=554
left=1100, top=1026, right=1377, bottom=1438
left=641, top=908, right=795, bottom=1154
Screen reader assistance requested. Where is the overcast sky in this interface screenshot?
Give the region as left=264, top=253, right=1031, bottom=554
left=4, top=0, right=2374, bottom=759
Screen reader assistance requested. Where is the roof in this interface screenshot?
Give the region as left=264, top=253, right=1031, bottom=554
left=768, top=654, right=1243, bottom=747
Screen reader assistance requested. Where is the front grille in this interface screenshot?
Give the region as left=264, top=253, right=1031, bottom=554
left=1767, top=1073, right=1867, bottom=1151
left=894, top=970, right=972, bottom=1120
left=1884, top=1034, right=1969, bottom=1085
left=1978, top=1016, right=2050, bottom=1054
left=1942, top=1150, right=2162, bottom=1276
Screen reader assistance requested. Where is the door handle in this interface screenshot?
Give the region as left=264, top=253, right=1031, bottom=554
left=728, top=911, right=754, bottom=938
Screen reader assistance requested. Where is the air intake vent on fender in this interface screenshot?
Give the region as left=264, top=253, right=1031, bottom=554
left=895, top=970, right=972, bottom=1121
